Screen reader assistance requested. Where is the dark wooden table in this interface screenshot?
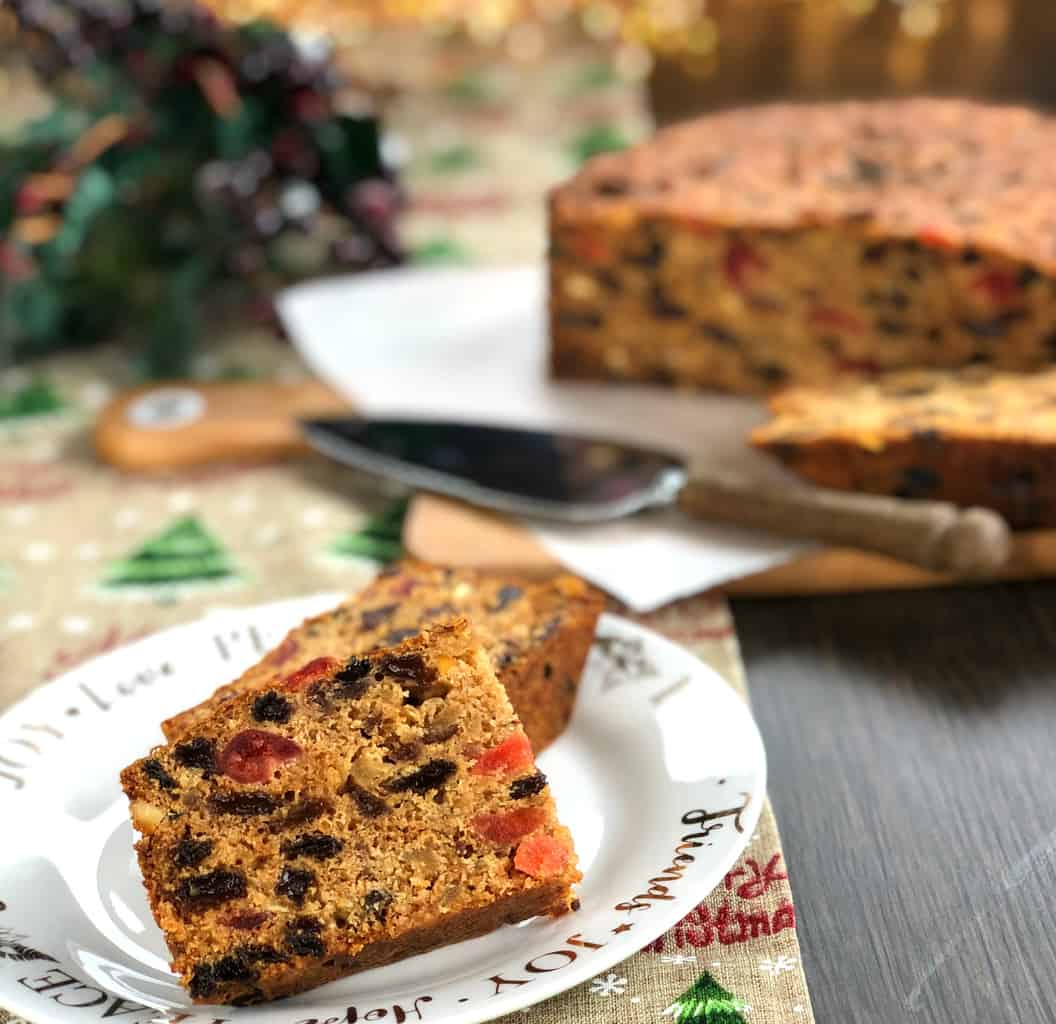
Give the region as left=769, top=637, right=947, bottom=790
left=733, top=582, right=1056, bottom=1022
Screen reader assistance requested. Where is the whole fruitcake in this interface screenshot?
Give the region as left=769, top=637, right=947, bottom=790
left=752, top=366, right=1056, bottom=528
left=164, top=560, right=604, bottom=752
left=550, top=99, right=1056, bottom=394
left=122, top=619, right=580, bottom=1005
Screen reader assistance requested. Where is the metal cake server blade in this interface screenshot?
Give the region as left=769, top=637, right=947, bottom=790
left=300, top=415, right=1011, bottom=575
left=301, top=417, right=688, bottom=524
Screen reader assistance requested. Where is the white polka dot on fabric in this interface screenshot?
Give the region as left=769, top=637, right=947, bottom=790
left=114, top=508, right=140, bottom=528
left=168, top=490, right=196, bottom=512
left=25, top=541, right=55, bottom=562
left=255, top=524, right=282, bottom=545
left=78, top=381, right=112, bottom=410
left=28, top=439, right=60, bottom=463
left=6, top=613, right=34, bottom=632
left=231, top=494, right=256, bottom=514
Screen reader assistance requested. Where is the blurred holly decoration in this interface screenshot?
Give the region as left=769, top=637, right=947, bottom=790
left=0, top=0, right=403, bottom=376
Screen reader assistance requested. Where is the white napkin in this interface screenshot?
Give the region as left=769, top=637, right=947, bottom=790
left=277, top=266, right=812, bottom=611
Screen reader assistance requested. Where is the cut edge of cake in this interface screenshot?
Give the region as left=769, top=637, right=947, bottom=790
left=548, top=99, right=1056, bottom=394
left=751, top=367, right=1056, bottom=527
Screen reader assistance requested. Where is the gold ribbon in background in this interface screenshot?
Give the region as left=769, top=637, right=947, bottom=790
left=194, top=0, right=1037, bottom=116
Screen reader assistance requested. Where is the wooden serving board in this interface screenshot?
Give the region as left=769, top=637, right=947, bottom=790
left=94, top=379, right=1056, bottom=596
left=403, top=493, right=1056, bottom=596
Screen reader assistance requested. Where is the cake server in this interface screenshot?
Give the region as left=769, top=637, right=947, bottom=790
left=300, top=416, right=1011, bottom=575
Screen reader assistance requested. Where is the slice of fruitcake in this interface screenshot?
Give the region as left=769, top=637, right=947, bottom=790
left=162, top=560, right=604, bottom=754
left=122, top=619, right=580, bottom=1005
left=751, top=366, right=1056, bottom=528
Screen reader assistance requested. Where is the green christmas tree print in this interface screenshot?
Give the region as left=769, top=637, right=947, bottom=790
left=568, top=61, right=621, bottom=94
left=0, top=377, right=65, bottom=421
left=328, top=499, right=407, bottom=564
left=663, top=971, right=747, bottom=1024
left=428, top=143, right=481, bottom=175
left=103, top=516, right=238, bottom=587
left=569, top=122, right=632, bottom=164
left=412, top=236, right=473, bottom=266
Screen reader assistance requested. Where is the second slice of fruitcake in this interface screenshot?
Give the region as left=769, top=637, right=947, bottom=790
left=121, top=619, right=580, bottom=1005
left=162, top=560, right=604, bottom=753
left=751, top=366, right=1056, bottom=528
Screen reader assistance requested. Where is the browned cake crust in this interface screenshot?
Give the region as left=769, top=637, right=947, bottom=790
left=752, top=366, right=1056, bottom=528
left=163, top=561, right=604, bottom=751
left=122, top=619, right=580, bottom=1005
left=549, top=99, right=1056, bottom=394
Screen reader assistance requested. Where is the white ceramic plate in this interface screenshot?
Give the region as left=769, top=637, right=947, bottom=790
left=0, top=596, right=765, bottom=1024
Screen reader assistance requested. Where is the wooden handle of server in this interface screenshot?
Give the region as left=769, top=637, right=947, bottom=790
left=94, top=379, right=350, bottom=472
left=677, top=469, right=1012, bottom=575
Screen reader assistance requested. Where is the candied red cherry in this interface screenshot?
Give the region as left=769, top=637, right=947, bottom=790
left=971, top=268, right=1021, bottom=306
left=471, top=732, right=533, bottom=776
left=219, top=729, right=302, bottom=783
left=471, top=807, right=547, bottom=844
left=514, top=833, right=571, bottom=879
left=723, top=239, right=767, bottom=290
left=222, top=910, right=271, bottom=931
left=266, top=634, right=300, bottom=667
left=281, top=657, right=339, bottom=692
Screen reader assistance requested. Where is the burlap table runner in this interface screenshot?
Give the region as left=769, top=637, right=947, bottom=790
left=0, top=38, right=814, bottom=1024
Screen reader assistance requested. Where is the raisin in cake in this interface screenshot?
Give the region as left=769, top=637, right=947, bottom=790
left=550, top=99, right=1056, bottom=394
left=122, top=619, right=579, bottom=1005
left=164, top=561, right=604, bottom=753
left=752, top=366, right=1056, bottom=528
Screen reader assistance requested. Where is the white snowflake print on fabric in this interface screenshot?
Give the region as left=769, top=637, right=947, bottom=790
left=590, top=972, right=628, bottom=997
left=661, top=954, right=698, bottom=966
left=759, top=954, right=798, bottom=977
